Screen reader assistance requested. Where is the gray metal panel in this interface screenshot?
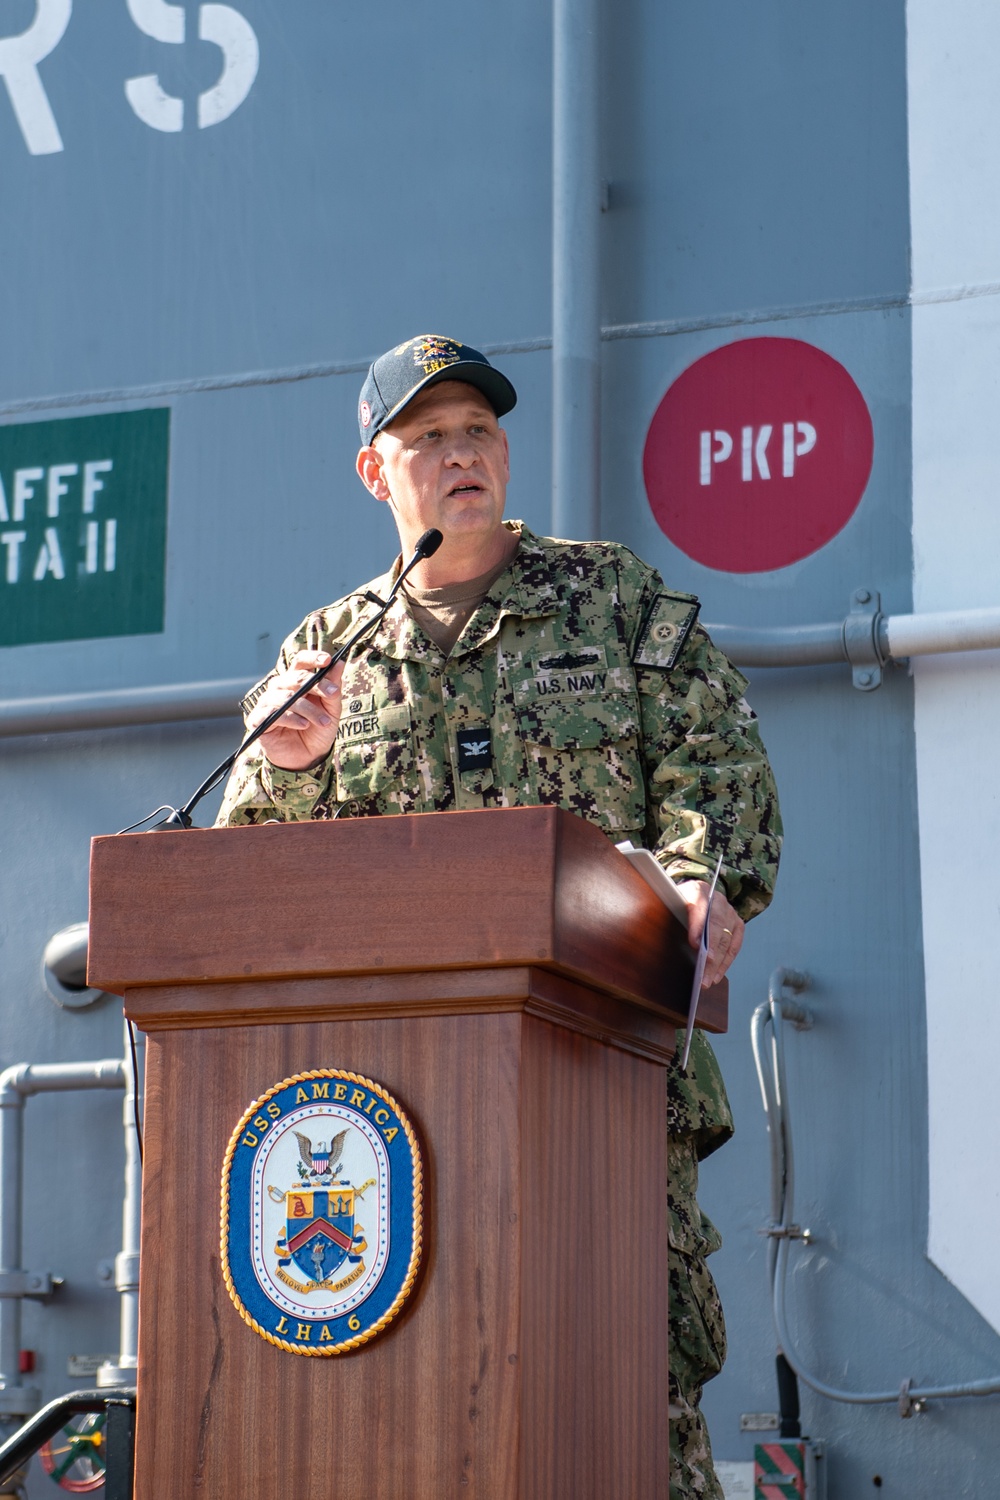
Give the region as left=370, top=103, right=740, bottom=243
left=0, top=1, right=552, bottom=400
left=602, top=0, right=909, bottom=323
left=593, top=1, right=1000, bottom=1488
left=599, top=303, right=977, bottom=1491
left=2, top=1, right=999, bottom=1495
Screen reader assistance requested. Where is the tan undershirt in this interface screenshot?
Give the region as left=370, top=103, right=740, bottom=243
left=402, top=537, right=520, bottom=655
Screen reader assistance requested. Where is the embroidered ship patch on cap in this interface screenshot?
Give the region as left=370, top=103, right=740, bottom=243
left=221, top=1069, right=423, bottom=1355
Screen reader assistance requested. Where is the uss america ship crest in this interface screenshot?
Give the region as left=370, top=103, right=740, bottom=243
left=221, top=1069, right=423, bottom=1354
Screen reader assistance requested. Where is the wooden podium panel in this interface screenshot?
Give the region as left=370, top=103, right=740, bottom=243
left=134, top=990, right=669, bottom=1497
left=88, top=805, right=727, bottom=1032
left=88, top=809, right=727, bottom=1499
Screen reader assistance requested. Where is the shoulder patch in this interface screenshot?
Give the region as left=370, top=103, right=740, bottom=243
left=633, top=593, right=700, bottom=671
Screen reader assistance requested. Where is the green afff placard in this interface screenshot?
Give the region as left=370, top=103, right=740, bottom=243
left=0, top=408, right=169, bottom=648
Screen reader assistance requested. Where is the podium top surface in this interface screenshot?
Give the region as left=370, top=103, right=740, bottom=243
left=89, top=807, right=724, bottom=1026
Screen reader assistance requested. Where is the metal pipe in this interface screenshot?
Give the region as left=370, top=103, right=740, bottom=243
left=751, top=969, right=809, bottom=1289
left=706, top=622, right=846, bottom=669
left=0, top=1062, right=125, bottom=1102
left=707, top=602, right=1000, bottom=671
left=0, top=1061, right=125, bottom=1418
left=751, top=1000, right=784, bottom=1235
left=0, top=1099, right=25, bottom=1417
left=883, top=604, right=1000, bottom=658
left=99, top=1024, right=143, bottom=1386
left=752, top=977, right=1000, bottom=1409
left=0, top=678, right=253, bottom=739
left=552, top=0, right=601, bottom=538
left=1, top=604, right=998, bottom=745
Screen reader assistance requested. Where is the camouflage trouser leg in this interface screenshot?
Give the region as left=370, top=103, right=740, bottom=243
left=669, top=1136, right=727, bottom=1500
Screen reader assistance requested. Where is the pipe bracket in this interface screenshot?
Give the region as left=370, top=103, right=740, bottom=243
left=113, top=1253, right=139, bottom=1294
left=0, top=1271, right=56, bottom=1301
left=898, top=1378, right=927, bottom=1418
left=843, top=589, right=886, bottom=691
left=760, top=1224, right=813, bottom=1243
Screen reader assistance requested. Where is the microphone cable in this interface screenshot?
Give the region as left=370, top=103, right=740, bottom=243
left=115, top=527, right=444, bottom=835
left=126, top=1016, right=144, bottom=1168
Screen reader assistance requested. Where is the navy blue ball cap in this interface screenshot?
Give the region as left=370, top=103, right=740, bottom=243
left=358, top=335, right=517, bottom=444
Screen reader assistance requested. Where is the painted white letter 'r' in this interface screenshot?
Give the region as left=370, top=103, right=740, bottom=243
left=0, top=0, right=72, bottom=155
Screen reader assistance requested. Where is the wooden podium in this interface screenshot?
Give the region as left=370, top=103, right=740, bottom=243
left=88, top=806, right=726, bottom=1499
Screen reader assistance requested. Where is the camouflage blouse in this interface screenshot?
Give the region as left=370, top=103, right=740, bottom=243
left=217, top=523, right=782, bottom=1153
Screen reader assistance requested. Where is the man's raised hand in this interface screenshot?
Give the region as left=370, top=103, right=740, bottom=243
left=248, top=651, right=345, bottom=771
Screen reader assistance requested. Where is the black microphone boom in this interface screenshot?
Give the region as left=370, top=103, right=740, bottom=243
left=144, top=530, right=445, bottom=831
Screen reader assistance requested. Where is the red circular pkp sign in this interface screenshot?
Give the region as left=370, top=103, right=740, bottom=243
left=642, top=337, right=874, bottom=573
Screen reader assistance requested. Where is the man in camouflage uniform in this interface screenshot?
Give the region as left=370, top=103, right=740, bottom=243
left=217, top=335, right=781, bottom=1498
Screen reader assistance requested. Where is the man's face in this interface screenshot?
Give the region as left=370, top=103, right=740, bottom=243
left=357, top=382, right=510, bottom=552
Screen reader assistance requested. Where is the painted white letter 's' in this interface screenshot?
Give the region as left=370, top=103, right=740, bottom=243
left=125, top=0, right=185, bottom=131
left=125, top=0, right=258, bottom=133
left=197, top=5, right=259, bottom=129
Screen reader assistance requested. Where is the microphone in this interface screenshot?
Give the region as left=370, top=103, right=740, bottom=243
left=128, top=530, right=446, bottom=833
